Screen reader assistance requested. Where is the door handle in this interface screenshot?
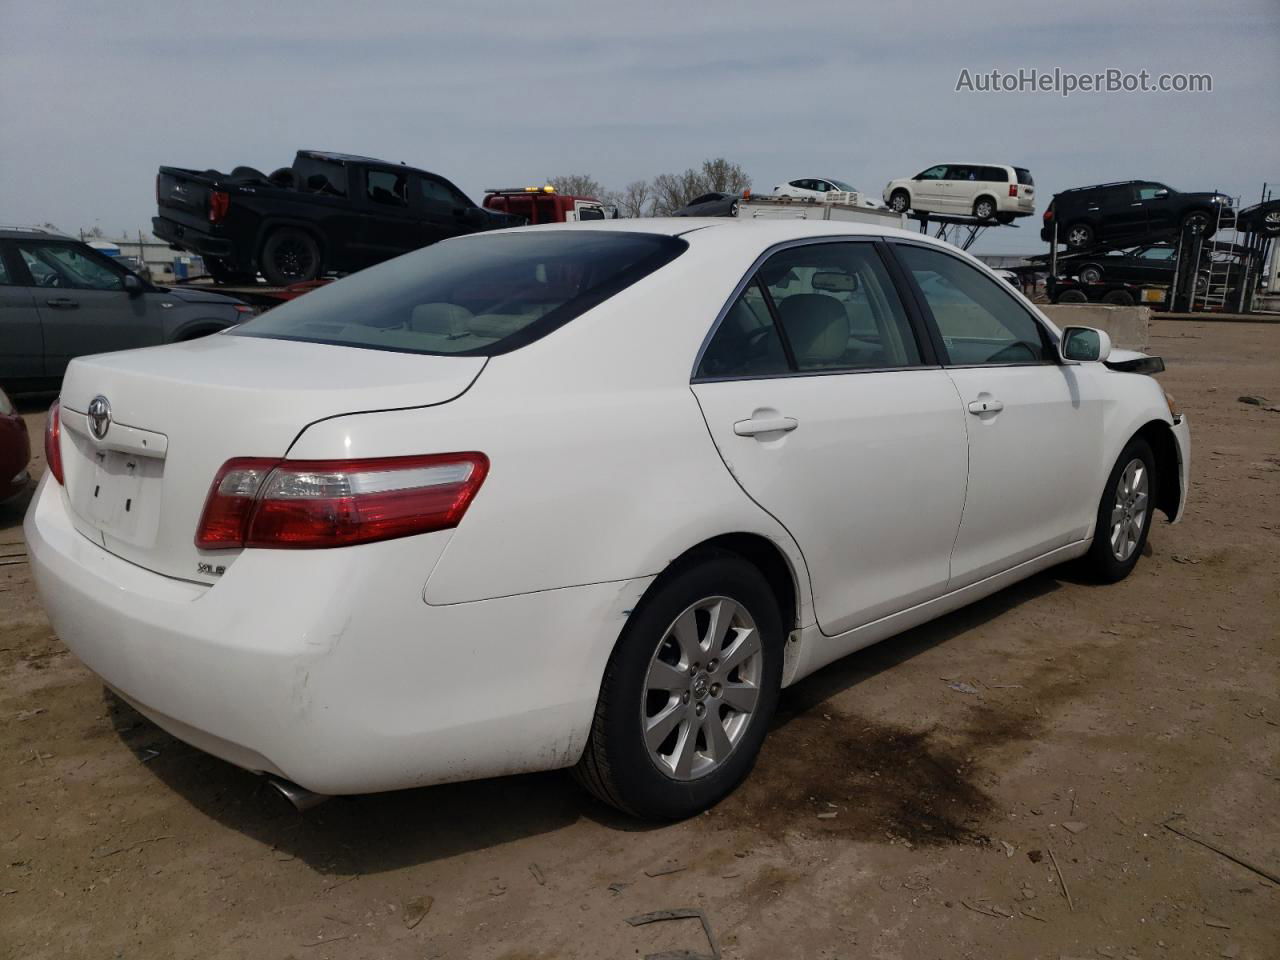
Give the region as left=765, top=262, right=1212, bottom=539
left=734, top=416, right=798, bottom=437
left=45, top=298, right=78, bottom=309
left=967, top=399, right=1004, bottom=415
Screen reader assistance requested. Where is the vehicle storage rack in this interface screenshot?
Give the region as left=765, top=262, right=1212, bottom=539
left=907, top=211, right=1018, bottom=252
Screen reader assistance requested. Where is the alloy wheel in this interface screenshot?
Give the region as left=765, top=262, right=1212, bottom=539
left=275, top=240, right=313, bottom=281
left=1109, top=458, right=1149, bottom=561
left=642, top=596, right=763, bottom=781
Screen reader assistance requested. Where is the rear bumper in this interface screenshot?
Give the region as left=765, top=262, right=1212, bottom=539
left=152, top=217, right=234, bottom=259
left=25, top=476, right=652, bottom=795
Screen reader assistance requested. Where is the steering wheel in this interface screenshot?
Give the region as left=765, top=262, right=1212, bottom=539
left=40, top=272, right=62, bottom=288
left=987, top=341, right=1038, bottom=364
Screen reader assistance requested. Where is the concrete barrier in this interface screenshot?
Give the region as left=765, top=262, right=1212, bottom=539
left=1039, top=304, right=1150, bottom=352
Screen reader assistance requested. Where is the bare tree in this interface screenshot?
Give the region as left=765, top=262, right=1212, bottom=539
left=546, top=174, right=605, bottom=198
left=699, top=157, right=751, bottom=194
left=608, top=180, right=652, bottom=218
left=646, top=169, right=700, bottom=214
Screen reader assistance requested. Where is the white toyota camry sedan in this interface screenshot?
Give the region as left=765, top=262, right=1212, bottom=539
left=26, top=219, right=1190, bottom=820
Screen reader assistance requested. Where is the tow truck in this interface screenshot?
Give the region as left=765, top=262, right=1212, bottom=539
left=482, top=185, right=614, bottom=223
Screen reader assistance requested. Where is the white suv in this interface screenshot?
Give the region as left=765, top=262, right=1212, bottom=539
left=883, top=164, right=1035, bottom=222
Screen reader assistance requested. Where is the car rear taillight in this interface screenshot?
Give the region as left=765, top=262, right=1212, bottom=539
left=1009, top=184, right=1018, bottom=197
left=195, top=453, right=488, bottom=549
left=1043, top=208, right=1054, bottom=222
left=44, top=400, right=65, bottom=486
left=209, top=190, right=230, bottom=224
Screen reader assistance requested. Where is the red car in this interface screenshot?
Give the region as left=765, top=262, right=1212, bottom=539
left=0, top=387, right=31, bottom=503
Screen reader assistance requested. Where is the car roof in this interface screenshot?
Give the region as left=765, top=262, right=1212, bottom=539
left=1057, top=180, right=1149, bottom=194
left=0, top=225, right=75, bottom=240
left=481, top=216, right=945, bottom=248
left=299, top=150, right=427, bottom=173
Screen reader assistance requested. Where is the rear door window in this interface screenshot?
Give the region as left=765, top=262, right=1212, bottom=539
left=696, top=242, right=923, bottom=378
left=1015, top=168, right=1034, bottom=186
left=234, top=231, right=687, bottom=356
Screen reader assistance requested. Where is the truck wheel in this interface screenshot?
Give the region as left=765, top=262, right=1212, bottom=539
left=1181, top=210, right=1214, bottom=238
left=1103, top=290, right=1135, bottom=306
left=1078, top=264, right=1104, bottom=284
left=1056, top=289, right=1088, bottom=304
left=888, top=190, right=910, bottom=213
left=1066, top=223, right=1094, bottom=249
left=205, top=257, right=256, bottom=285
left=261, top=229, right=321, bottom=285
left=973, top=197, right=996, bottom=220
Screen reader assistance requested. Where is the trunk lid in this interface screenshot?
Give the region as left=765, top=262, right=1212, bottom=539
left=58, top=334, right=485, bottom=584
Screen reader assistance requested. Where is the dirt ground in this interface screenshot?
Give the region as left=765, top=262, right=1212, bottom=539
left=2, top=318, right=1277, bottom=960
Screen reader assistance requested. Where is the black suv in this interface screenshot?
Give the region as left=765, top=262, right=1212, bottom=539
left=1041, top=181, right=1233, bottom=249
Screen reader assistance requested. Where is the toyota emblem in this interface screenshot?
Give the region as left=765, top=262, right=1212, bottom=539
left=87, top=395, right=112, bottom=440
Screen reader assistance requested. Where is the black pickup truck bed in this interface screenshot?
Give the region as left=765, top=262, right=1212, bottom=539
left=154, top=150, right=523, bottom=285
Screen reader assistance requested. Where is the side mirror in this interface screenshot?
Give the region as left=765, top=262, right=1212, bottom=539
left=123, top=274, right=144, bottom=297
left=1153, top=188, right=1169, bottom=198
left=1060, top=326, right=1111, bottom=363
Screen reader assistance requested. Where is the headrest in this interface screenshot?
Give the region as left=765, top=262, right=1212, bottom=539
left=777, top=294, right=848, bottom=364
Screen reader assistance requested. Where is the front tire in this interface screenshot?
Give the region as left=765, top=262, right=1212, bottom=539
left=889, top=190, right=910, bottom=214
left=1181, top=209, right=1214, bottom=238
left=574, top=552, right=783, bottom=820
left=1082, top=437, right=1156, bottom=583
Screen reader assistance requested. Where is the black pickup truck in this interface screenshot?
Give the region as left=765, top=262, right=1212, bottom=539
left=153, top=151, right=524, bottom=285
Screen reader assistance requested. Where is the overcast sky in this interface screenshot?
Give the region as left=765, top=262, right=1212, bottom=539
left=2, top=0, right=1277, bottom=254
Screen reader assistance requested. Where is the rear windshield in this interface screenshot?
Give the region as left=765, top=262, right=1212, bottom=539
left=1015, top=168, right=1034, bottom=186
left=233, top=231, right=687, bottom=356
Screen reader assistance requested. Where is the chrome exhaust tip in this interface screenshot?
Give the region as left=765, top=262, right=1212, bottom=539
left=266, top=775, right=330, bottom=812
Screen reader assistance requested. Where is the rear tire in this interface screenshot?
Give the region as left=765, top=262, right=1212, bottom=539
left=1078, top=264, right=1104, bottom=285
left=1066, top=222, right=1095, bottom=249
left=889, top=190, right=910, bottom=214
left=260, top=228, right=321, bottom=285
left=1103, top=289, right=1135, bottom=306
left=1056, top=289, right=1088, bottom=304
left=1081, top=437, right=1156, bottom=583
left=573, top=551, right=783, bottom=820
